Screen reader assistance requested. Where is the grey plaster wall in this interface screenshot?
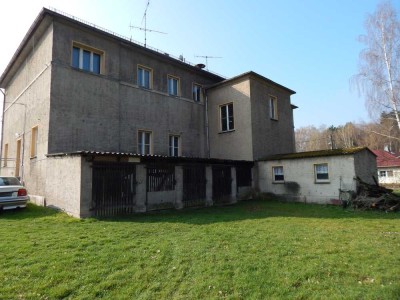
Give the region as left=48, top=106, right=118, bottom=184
left=207, top=79, right=254, bottom=160
left=250, top=78, right=295, bottom=159
left=45, top=155, right=82, bottom=217
left=48, top=19, right=221, bottom=156
left=1, top=22, right=53, bottom=198
left=353, top=150, right=377, bottom=185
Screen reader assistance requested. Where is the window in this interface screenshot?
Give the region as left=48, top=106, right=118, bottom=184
left=273, top=166, right=284, bottom=182
left=30, top=126, right=38, bottom=158
left=3, top=143, right=8, bottom=167
left=315, top=163, right=329, bottom=182
left=137, top=65, right=152, bottom=89
left=379, top=170, right=393, bottom=177
left=138, top=131, right=152, bottom=155
left=72, top=44, right=102, bottom=74
left=193, top=83, right=202, bottom=102
left=169, top=135, right=180, bottom=157
left=220, top=103, right=234, bottom=132
left=269, top=96, right=278, bottom=120
left=168, top=75, right=180, bottom=96
left=15, top=139, right=21, bottom=177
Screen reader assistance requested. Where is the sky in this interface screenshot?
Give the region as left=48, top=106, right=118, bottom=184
left=1, top=0, right=398, bottom=129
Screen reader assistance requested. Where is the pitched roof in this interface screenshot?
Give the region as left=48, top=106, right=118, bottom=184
left=372, top=150, right=400, bottom=168
left=258, top=147, right=374, bottom=161
left=206, top=71, right=296, bottom=95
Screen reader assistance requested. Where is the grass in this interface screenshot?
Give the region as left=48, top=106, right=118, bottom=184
left=0, top=200, right=399, bottom=299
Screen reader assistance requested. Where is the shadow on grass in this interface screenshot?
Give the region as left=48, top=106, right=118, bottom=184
left=0, top=203, right=60, bottom=220
left=98, top=199, right=400, bottom=225
left=2, top=200, right=399, bottom=224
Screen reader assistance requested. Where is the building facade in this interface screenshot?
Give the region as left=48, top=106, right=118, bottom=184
left=0, top=8, right=296, bottom=217
left=258, top=147, right=377, bottom=204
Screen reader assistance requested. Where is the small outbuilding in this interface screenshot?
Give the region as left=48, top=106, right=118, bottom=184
left=257, top=147, right=377, bottom=204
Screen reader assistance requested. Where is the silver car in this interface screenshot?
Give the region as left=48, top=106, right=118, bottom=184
left=0, top=177, right=29, bottom=210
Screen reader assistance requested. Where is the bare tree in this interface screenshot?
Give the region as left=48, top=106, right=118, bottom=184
left=355, top=1, right=400, bottom=131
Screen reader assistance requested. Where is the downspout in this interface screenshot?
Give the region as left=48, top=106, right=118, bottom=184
left=0, top=88, right=5, bottom=173
left=205, top=89, right=210, bottom=158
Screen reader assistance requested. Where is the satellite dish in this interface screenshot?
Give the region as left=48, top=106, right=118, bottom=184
left=195, top=63, right=206, bottom=69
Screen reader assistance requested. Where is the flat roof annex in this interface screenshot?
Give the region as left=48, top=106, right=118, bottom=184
left=258, top=147, right=375, bottom=161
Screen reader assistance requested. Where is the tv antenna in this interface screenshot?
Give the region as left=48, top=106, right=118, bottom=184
left=130, top=0, right=167, bottom=47
left=195, top=55, right=222, bottom=70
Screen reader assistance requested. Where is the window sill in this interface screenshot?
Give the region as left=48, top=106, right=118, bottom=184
left=270, top=118, right=279, bottom=121
left=315, top=181, right=330, bottom=184
left=219, top=129, right=235, bottom=134
left=273, top=181, right=285, bottom=184
left=71, top=66, right=102, bottom=76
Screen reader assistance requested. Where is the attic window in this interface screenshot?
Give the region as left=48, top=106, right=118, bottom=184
left=72, top=43, right=103, bottom=74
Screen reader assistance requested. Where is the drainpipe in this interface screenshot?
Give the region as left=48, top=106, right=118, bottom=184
left=0, top=89, right=5, bottom=173
left=205, top=90, right=210, bottom=158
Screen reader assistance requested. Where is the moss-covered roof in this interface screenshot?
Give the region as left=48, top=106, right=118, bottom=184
left=258, top=147, right=375, bottom=161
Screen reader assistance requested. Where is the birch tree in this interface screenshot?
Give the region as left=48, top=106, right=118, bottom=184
left=356, top=1, right=400, bottom=131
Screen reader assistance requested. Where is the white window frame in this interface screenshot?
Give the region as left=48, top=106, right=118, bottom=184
left=168, top=75, right=180, bottom=96
left=169, top=135, right=180, bottom=157
left=272, top=166, right=284, bottom=182
left=138, top=130, right=152, bottom=155
left=220, top=103, right=234, bottom=132
left=137, top=65, right=152, bottom=89
left=72, top=43, right=103, bottom=74
left=192, top=83, right=202, bottom=102
left=314, top=163, right=329, bottom=183
left=269, top=95, right=278, bottom=120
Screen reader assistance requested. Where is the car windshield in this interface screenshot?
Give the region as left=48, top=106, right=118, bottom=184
left=0, top=177, right=22, bottom=186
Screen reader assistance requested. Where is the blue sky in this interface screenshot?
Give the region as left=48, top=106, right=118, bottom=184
left=1, top=0, right=398, bottom=128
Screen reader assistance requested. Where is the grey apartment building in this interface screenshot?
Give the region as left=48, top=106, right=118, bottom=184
left=0, top=8, right=297, bottom=217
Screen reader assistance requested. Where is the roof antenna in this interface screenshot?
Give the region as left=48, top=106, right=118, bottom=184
left=129, top=0, right=166, bottom=47
left=194, top=55, right=222, bottom=71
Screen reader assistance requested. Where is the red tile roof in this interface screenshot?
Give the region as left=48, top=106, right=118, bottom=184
left=372, top=150, right=400, bottom=167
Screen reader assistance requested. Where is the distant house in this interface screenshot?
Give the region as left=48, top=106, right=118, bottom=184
left=257, top=147, right=377, bottom=204
left=372, top=150, right=400, bottom=186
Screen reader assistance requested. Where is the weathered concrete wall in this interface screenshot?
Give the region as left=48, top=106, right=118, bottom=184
left=45, top=155, right=82, bottom=217
left=258, top=155, right=358, bottom=204
left=250, top=78, right=295, bottom=159
left=353, top=150, right=377, bottom=185
left=207, top=79, right=254, bottom=160
left=48, top=19, right=221, bottom=156
left=1, top=21, right=53, bottom=200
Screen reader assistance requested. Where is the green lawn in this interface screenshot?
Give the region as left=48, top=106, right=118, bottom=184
left=1, top=200, right=399, bottom=299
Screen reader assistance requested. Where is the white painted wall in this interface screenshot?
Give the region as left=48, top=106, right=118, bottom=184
left=258, top=155, right=358, bottom=204
left=377, top=167, right=400, bottom=185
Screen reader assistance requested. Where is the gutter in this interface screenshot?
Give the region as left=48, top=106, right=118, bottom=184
left=205, top=90, right=210, bottom=158
left=0, top=89, right=4, bottom=173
